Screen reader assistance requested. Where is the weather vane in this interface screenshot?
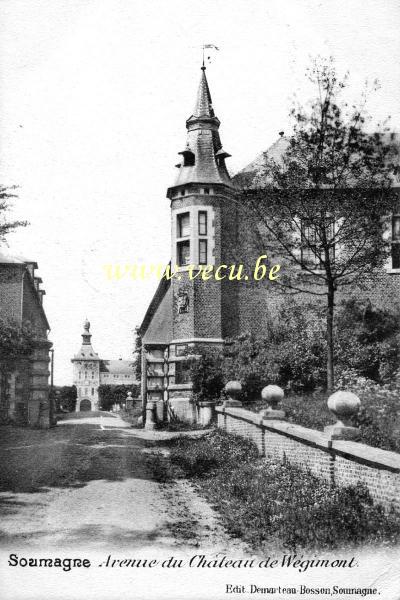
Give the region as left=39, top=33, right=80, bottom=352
left=201, top=44, right=219, bottom=67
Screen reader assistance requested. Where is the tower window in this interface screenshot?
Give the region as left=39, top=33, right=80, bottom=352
left=177, top=212, right=190, bottom=238
left=199, top=239, right=208, bottom=265
left=392, top=215, right=400, bottom=269
left=198, top=211, right=207, bottom=235
left=177, top=240, right=191, bottom=266
left=175, top=361, right=191, bottom=384
left=91, top=388, right=94, bottom=395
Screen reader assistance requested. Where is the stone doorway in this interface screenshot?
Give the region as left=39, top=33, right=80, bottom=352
left=79, top=398, right=91, bottom=412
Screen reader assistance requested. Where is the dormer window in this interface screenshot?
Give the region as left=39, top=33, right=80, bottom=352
left=179, top=149, right=195, bottom=167
left=184, top=153, right=195, bottom=167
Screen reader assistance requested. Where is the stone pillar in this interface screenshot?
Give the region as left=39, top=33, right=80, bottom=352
left=141, top=346, right=147, bottom=423
left=155, top=399, right=165, bottom=422
left=223, top=381, right=243, bottom=407
left=324, top=390, right=360, bottom=440
left=29, top=339, right=52, bottom=429
left=259, top=385, right=286, bottom=420
left=126, top=391, right=133, bottom=411
left=145, top=401, right=157, bottom=430
left=198, top=401, right=214, bottom=426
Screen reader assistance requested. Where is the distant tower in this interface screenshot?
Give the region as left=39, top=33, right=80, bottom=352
left=166, top=64, right=238, bottom=350
left=71, top=319, right=101, bottom=411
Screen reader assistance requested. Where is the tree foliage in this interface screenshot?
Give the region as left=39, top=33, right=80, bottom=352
left=132, top=326, right=142, bottom=382
left=0, top=318, right=35, bottom=369
left=0, top=185, right=28, bottom=244
left=98, top=384, right=140, bottom=411
left=52, top=385, right=77, bottom=412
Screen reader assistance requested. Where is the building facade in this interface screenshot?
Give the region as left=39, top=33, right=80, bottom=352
left=0, top=252, right=52, bottom=427
left=71, top=319, right=135, bottom=411
left=139, top=66, right=400, bottom=424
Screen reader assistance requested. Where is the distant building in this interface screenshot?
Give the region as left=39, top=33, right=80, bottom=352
left=0, top=252, right=52, bottom=427
left=71, top=319, right=135, bottom=411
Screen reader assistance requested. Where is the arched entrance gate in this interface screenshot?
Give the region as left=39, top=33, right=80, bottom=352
left=80, top=398, right=91, bottom=412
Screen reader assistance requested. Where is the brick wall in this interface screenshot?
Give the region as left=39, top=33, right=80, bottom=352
left=217, top=406, right=400, bottom=513
left=231, top=203, right=400, bottom=337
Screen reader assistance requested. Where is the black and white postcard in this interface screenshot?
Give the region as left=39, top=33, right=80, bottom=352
left=0, top=1, right=399, bottom=599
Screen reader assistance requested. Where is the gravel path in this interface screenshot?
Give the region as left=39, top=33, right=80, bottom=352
left=0, top=416, right=250, bottom=555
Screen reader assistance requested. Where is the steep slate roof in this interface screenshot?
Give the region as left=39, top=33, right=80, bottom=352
left=169, top=67, right=233, bottom=190
left=141, top=285, right=173, bottom=345
left=0, top=250, right=38, bottom=266
left=235, top=132, right=400, bottom=188
left=0, top=250, right=49, bottom=330
left=138, top=273, right=172, bottom=345
left=100, top=359, right=133, bottom=374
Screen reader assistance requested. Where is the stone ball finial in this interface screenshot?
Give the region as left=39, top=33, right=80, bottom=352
left=260, top=385, right=286, bottom=420
left=223, top=380, right=242, bottom=407
left=225, top=380, right=242, bottom=397
left=261, top=385, right=284, bottom=408
left=324, top=390, right=361, bottom=440
left=83, top=318, right=90, bottom=331
left=327, top=390, right=360, bottom=424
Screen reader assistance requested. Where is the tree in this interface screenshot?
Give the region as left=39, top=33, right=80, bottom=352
left=132, top=326, right=142, bottom=383
left=241, top=57, right=398, bottom=391
left=52, top=385, right=77, bottom=412
left=0, top=185, right=28, bottom=243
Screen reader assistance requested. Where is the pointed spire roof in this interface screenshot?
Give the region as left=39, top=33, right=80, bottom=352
left=168, top=65, right=234, bottom=193
left=193, top=67, right=215, bottom=118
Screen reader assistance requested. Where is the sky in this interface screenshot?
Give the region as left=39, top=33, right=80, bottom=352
left=0, top=0, right=399, bottom=384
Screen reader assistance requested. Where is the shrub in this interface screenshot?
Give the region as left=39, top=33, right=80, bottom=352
left=335, top=299, right=400, bottom=383
left=187, top=299, right=399, bottom=405
left=169, top=429, right=258, bottom=477
left=190, top=351, right=225, bottom=403
left=336, top=369, right=400, bottom=452
left=98, top=384, right=140, bottom=411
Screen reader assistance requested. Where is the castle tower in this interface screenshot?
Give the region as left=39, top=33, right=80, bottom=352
left=139, top=64, right=239, bottom=423
left=164, top=65, right=238, bottom=414
left=166, top=65, right=238, bottom=348
left=71, top=319, right=101, bottom=411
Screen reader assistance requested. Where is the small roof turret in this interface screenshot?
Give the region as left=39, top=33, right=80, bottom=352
left=72, top=317, right=100, bottom=361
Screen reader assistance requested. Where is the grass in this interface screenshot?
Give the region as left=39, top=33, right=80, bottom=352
left=164, top=429, right=400, bottom=552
